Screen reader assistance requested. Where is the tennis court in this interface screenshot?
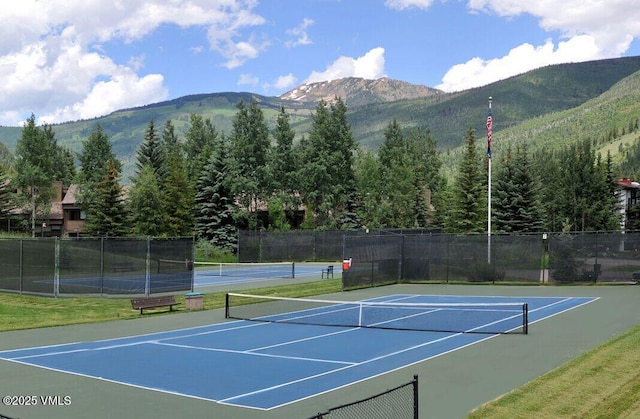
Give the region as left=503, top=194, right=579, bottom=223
left=193, top=262, right=338, bottom=287
left=0, top=293, right=595, bottom=411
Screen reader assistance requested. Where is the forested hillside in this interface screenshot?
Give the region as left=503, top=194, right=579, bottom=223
left=1, top=56, right=639, bottom=182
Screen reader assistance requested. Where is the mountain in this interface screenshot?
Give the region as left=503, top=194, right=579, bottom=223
left=1, top=56, right=640, bottom=181
left=280, top=77, right=443, bottom=107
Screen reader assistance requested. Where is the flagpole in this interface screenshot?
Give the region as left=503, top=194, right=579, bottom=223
left=487, top=97, right=492, bottom=265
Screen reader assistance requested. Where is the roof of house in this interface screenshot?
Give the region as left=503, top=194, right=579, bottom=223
left=618, top=178, right=640, bottom=189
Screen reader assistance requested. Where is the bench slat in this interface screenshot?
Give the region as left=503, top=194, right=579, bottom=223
left=131, top=295, right=179, bottom=314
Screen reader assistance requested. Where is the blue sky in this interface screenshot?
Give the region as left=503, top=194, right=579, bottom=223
left=1, top=0, right=639, bottom=126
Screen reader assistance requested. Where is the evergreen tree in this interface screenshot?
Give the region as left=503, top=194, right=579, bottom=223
left=448, top=128, right=486, bottom=233
left=77, top=125, right=122, bottom=231
left=269, top=107, right=296, bottom=191
left=376, top=121, right=444, bottom=228
left=43, top=124, right=76, bottom=186
left=354, top=149, right=387, bottom=229
left=492, top=145, right=545, bottom=232
left=78, top=125, right=120, bottom=185
left=533, top=149, right=564, bottom=232
left=162, top=144, right=194, bottom=237
left=408, top=127, right=445, bottom=225
left=84, top=159, right=127, bottom=236
left=128, top=164, right=164, bottom=237
left=184, top=114, right=218, bottom=186
left=299, top=98, right=360, bottom=229
left=161, top=119, right=180, bottom=153
left=134, top=119, right=165, bottom=180
left=228, top=99, right=271, bottom=229
left=195, top=137, right=237, bottom=251
left=378, top=120, right=417, bottom=227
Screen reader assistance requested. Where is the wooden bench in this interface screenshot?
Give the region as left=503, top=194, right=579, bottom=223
left=131, top=295, right=180, bottom=314
left=321, top=265, right=334, bottom=279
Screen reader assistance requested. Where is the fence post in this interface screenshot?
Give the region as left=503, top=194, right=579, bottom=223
left=413, top=374, right=419, bottom=419
left=398, top=234, right=404, bottom=283
left=100, top=237, right=105, bottom=296
left=54, top=237, right=60, bottom=297
left=19, top=239, right=23, bottom=295
left=145, top=237, right=151, bottom=296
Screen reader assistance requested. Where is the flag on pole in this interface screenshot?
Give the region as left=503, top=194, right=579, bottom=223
left=486, top=107, right=493, bottom=158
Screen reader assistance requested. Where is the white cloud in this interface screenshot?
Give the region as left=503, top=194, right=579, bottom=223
left=437, top=36, right=600, bottom=91
left=306, top=47, right=387, bottom=84
left=285, top=18, right=314, bottom=48
left=273, top=73, right=298, bottom=90
left=237, top=73, right=259, bottom=86
left=385, top=0, right=436, bottom=11
left=40, top=72, right=168, bottom=124
left=437, top=0, right=640, bottom=92
left=0, top=0, right=266, bottom=125
left=468, top=0, right=640, bottom=55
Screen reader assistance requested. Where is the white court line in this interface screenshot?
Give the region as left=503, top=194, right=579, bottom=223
left=0, top=294, right=600, bottom=412
left=220, top=295, right=600, bottom=409
left=152, top=341, right=356, bottom=366
left=219, top=330, right=468, bottom=405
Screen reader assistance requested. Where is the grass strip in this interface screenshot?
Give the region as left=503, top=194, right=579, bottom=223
left=468, top=324, right=640, bottom=418
left=0, top=279, right=342, bottom=332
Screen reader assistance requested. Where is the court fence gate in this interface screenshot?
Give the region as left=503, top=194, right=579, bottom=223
left=0, top=236, right=194, bottom=297
left=308, top=375, right=418, bottom=419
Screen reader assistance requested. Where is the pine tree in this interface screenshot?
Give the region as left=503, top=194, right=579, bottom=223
left=84, top=159, right=127, bottom=236
left=77, top=125, right=122, bottom=231
left=269, top=106, right=297, bottom=193
left=299, top=98, right=360, bottom=229
left=195, top=137, right=237, bottom=251
left=354, top=149, right=387, bottom=229
left=134, top=119, right=165, bottom=181
left=448, top=127, right=486, bottom=233
left=228, top=99, right=270, bottom=229
left=128, top=164, right=164, bottom=237
left=163, top=145, right=194, bottom=237
left=268, top=106, right=299, bottom=229
left=184, top=114, right=218, bottom=186
left=376, top=121, right=444, bottom=228
left=378, top=120, right=417, bottom=227
left=492, top=145, right=545, bottom=232
left=43, top=124, right=76, bottom=186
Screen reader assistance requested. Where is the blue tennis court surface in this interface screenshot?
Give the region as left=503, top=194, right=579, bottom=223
left=0, top=294, right=597, bottom=410
left=194, top=263, right=332, bottom=287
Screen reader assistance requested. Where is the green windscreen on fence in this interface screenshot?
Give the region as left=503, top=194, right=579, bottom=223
left=0, top=237, right=194, bottom=296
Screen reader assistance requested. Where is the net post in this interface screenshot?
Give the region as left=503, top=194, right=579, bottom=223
left=523, top=303, right=529, bottom=335
left=225, top=293, right=230, bottom=318
left=413, top=374, right=419, bottom=419
left=292, top=262, right=295, bottom=278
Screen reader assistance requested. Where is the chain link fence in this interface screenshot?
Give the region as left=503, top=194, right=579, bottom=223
left=0, top=237, right=194, bottom=296
left=309, top=375, right=418, bottom=419
left=239, top=229, right=640, bottom=288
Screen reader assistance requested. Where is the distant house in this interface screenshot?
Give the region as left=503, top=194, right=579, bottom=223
left=60, top=184, right=85, bottom=237
left=5, top=181, right=86, bottom=237
left=617, top=178, right=640, bottom=230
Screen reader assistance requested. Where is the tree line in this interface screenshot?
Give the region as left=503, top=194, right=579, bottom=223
left=1, top=97, right=637, bottom=251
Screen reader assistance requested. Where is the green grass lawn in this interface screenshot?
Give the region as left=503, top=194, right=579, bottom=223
left=0, top=279, right=342, bottom=331
left=1, top=280, right=638, bottom=417
left=469, top=324, right=640, bottom=418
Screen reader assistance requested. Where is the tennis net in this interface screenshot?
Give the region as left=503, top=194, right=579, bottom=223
left=225, top=293, right=528, bottom=334
left=185, top=261, right=296, bottom=278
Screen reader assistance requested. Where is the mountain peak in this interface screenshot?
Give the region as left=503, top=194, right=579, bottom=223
left=279, top=77, right=443, bottom=108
